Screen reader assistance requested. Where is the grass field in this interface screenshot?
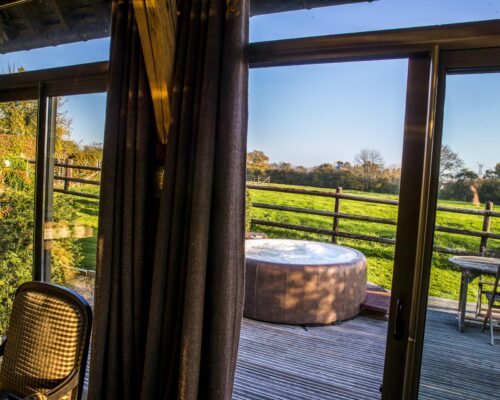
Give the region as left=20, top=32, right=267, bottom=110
left=72, top=189, right=100, bottom=271
left=67, top=182, right=500, bottom=301
left=248, top=183, right=500, bottom=301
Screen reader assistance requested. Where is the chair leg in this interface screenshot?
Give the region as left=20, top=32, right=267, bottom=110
left=476, top=285, right=482, bottom=317
left=490, top=318, right=495, bottom=346
left=483, top=311, right=490, bottom=332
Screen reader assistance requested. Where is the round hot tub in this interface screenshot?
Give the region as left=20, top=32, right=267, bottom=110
left=245, top=239, right=367, bottom=325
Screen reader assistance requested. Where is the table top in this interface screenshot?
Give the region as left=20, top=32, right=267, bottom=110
left=449, top=256, right=500, bottom=274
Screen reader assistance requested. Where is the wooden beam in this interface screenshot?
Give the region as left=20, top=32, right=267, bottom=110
left=0, top=0, right=111, bottom=54
left=133, top=0, right=177, bottom=144
left=47, top=0, right=70, bottom=33
left=250, top=0, right=375, bottom=16
left=0, top=61, right=108, bottom=101
left=0, top=19, right=11, bottom=43
left=0, top=0, right=34, bottom=10
left=249, top=19, right=500, bottom=67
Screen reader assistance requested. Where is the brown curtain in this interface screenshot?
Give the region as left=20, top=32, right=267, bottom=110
left=88, top=0, right=248, bottom=399
left=140, top=0, right=248, bottom=398
left=87, top=1, right=159, bottom=399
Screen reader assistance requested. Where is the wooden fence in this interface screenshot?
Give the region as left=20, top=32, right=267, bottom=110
left=53, top=160, right=101, bottom=200
left=28, top=159, right=101, bottom=200
left=247, top=184, right=500, bottom=257
left=247, top=175, right=271, bottom=184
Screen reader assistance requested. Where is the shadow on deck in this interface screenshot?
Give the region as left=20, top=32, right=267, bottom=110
left=233, top=298, right=500, bottom=400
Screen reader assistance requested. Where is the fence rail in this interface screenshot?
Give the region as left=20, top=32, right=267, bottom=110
left=29, top=159, right=101, bottom=199
left=247, top=184, right=500, bottom=257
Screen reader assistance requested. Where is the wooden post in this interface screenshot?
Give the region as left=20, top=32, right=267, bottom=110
left=332, top=187, right=342, bottom=243
left=64, top=159, right=73, bottom=192
left=480, top=201, right=493, bottom=254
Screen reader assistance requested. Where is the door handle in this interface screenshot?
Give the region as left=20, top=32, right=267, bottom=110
left=393, top=297, right=404, bottom=340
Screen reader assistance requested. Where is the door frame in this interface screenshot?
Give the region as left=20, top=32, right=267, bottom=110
left=403, top=46, right=500, bottom=399
left=247, top=19, right=500, bottom=399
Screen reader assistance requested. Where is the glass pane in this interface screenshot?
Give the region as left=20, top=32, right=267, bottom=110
left=0, top=99, right=37, bottom=335
left=44, top=93, right=106, bottom=305
left=419, top=73, right=500, bottom=398
left=0, top=38, right=110, bottom=74
left=239, top=59, right=408, bottom=398
left=251, top=0, right=500, bottom=42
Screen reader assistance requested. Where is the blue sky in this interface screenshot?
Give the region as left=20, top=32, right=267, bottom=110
left=1, top=1, right=500, bottom=170
left=0, top=38, right=110, bottom=145
left=249, top=0, right=500, bottom=171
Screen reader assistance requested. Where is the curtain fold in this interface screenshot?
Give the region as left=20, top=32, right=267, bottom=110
left=140, top=0, right=249, bottom=398
left=87, top=1, right=159, bottom=399
left=88, top=0, right=248, bottom=398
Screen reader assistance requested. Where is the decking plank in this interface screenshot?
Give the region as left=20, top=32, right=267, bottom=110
left=234, top=298, right=500, bottom=399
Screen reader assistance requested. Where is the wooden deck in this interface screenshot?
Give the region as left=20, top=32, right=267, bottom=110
left=233, top=298, right=500, bottom=400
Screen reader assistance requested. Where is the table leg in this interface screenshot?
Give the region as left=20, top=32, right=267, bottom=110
left=458, top=270, right=469, bottom=332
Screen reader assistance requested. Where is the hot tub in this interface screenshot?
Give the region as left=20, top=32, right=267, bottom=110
left=245, top=239, right=367, bottom=325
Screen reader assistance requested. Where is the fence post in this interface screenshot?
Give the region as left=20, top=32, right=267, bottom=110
left=480, top=201, right=493, bottom=254
left=64, top=159, right=73, bottom=192
left=332, top=187, right=342, bottom=243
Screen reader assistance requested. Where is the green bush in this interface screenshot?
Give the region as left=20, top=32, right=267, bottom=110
left=0, top=190, right=33, bottom=334
left=0, top=175, right=82, bottom=335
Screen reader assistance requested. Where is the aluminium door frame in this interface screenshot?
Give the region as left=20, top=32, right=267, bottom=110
left=247, top=19, right=500, bottom=400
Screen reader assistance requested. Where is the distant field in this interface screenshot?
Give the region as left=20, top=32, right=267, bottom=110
left=68, top=182, right=500, bottom=301
left=248, top=183, right=500, bottom=301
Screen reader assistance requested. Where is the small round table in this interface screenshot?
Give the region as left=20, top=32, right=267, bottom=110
left=449, top=256, right=500, bottom=332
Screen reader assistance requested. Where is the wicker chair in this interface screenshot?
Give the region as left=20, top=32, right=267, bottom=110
left=0, top=282, right=92, bottom=400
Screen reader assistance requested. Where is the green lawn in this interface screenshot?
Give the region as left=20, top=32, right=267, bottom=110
left=248, top=183, right=500, bottom=301
left=67, top=181, right=500, bottom=300
left=72, top=187, right=100, bottom=271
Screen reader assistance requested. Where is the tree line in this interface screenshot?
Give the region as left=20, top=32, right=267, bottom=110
left=438, top=145, right=500, bottom=205
left=247, top=146, right=500, bottom=205
left=247, top=148, right=401, bottom=194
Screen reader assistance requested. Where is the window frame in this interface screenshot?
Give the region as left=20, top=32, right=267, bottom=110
left=0, top=61, right=108, bottom=281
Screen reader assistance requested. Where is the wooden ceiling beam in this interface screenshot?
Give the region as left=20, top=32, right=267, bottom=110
left=47, top=0, right=70, bottom=32
left=0, top=18, right=11, bottom=43
left=0, top=0, right=111, bottom=54
left=250, top=0, right=376, bottom=16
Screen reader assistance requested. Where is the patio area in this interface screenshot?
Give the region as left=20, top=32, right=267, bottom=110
left=233, top=298, right=500, bottom=400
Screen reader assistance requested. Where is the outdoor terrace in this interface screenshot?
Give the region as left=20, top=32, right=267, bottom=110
left=233, top=298, right=500, bottom=400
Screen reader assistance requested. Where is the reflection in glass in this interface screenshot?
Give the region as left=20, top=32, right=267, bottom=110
left=43, top=94, right=106, bottom=305
left=0, top=100, right=37, bottom=335
left=419, top=73, right=500, bottom=398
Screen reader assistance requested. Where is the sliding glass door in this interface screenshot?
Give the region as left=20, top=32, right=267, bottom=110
left=411, top=48, right=500, bottom=399
left=42, top=94, right=105, bottom=304
left=0, top=63, right=107, bottom=315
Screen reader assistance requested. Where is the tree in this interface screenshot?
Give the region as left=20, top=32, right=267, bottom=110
left=0, top=95, right=82, bottom=334
left=247, top=150, right=269, bottom=174
left=354, top=148, right=384, bottom=191
left=440, top=168, right=479, bottom=202
left=439, top=145, right=464, bottom=184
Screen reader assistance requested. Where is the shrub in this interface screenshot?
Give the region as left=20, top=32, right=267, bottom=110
left=0, top=181, right=82, bottom=335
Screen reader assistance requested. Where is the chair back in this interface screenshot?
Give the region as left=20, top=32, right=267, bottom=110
left=0, top=282, right=92, bottom=399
